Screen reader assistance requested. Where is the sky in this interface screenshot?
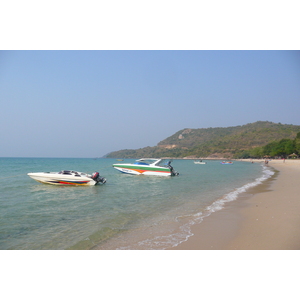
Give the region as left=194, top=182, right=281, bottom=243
left=1, top=50, right=300, bottom=157
left=1, top=1, right=300, bottom=158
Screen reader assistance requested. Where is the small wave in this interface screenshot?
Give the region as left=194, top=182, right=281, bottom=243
left=204, top=164, right=275, bottom=214
left=117, top=222, right=195, bottom=250
left=170, top=164, right=275, bottom=248
left=128, top=164, right=275, bottom=250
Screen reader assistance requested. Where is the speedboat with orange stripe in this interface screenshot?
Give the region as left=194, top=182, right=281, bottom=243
left=220, top=161, right=233, bottom=165
left=112, top=158, right=179, bottom=176
left=27, top=170, right=106, bottom=186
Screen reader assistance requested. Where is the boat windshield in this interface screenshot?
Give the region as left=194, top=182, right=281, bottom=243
left=136, top=159, right=160, bottom=165
left=136, top=159, right=171, bottom=167
left=156, top=160, right=170, bottom=167
left=58, top=170, right=88, bottom=176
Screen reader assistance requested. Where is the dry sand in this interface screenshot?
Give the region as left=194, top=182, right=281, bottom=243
left=170, top=159, right=300, bottom=250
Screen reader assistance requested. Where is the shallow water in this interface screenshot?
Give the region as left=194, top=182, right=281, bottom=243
left=0, top=158, right=273, bottom=249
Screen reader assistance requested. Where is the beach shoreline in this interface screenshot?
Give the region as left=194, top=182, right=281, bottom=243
left=169, top=159, right=300, bottom=250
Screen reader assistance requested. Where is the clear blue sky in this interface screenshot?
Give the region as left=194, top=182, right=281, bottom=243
left=1, top=50, right=300, bottom=157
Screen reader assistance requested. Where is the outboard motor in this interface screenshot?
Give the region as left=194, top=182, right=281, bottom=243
left=167, top=161, right=179, bottom=176
left=92, top=172, right=107, bottom=184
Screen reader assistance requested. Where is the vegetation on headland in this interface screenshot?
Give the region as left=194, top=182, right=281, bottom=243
left=236, top=132, right=300, bottom=159
left=105, top=121, right=300, bottom=159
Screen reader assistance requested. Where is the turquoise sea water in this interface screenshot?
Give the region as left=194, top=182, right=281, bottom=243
left=0, top=158, right=274, bottom=250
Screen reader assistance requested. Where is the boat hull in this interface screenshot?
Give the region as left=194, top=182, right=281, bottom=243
left=112, top=164, right=172, bottom=176
left=27, top=172, right=97, bottom=186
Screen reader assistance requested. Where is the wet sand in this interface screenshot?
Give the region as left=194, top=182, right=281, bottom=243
left=170, top=159, right=300, bottom=250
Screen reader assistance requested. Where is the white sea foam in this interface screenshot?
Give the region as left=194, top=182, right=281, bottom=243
left=169, top=165, right=275, bottom=248
left=204, top=165, right=274, bottom=214
left=127, top=165, right=275, bottom=250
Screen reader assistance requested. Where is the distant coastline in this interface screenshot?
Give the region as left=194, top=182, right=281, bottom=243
left=105, top=121, right=300, bottom=159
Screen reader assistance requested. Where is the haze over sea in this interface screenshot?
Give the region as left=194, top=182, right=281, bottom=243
left=0, top=157, right=274, bottom=250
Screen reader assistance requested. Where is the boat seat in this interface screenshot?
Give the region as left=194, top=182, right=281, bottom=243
left=59, top=170, right=72, bottom=175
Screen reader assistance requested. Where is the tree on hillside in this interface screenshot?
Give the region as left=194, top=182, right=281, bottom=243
left=269, top=139, right=295, bottom=157
left=295, top=132, right=300, bottom=155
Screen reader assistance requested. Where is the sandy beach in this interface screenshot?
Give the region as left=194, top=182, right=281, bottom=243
left=170, top=159, right=300, bottom=250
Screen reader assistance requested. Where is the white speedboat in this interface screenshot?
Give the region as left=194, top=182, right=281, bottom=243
left=194, top=160, right=206, bottom=164
left=27, top=170, right=106, bottom=186
left=112, top=158, right=179, bottom=176
left=220, top=161, right=233, bottom=165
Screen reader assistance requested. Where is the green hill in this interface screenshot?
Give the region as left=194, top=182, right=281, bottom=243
left=105, top=121, right=300, bottom=159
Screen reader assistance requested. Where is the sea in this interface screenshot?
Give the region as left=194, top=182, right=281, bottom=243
left=0, top=157, right=275, bottom=250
